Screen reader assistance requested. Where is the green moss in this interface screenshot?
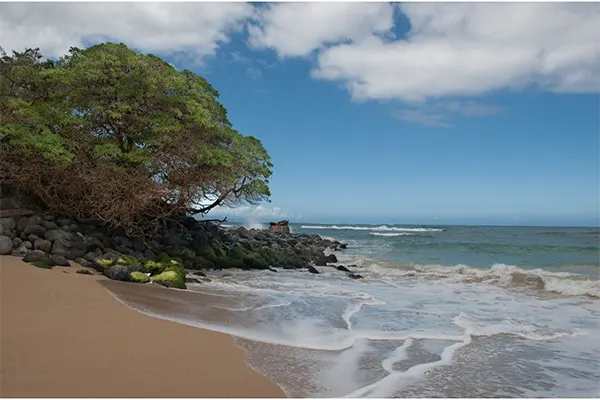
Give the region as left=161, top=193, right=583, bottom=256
left=155, top=252, right=172, bottom=264
left=117, top=255, right=141, bottom=268
left=33, top=257, right=54, bottom=269
left=76, top=269, right=93, bottom=275
left=130, top=271, right=150, bottom=283
left=144, top=260, right=166, bottom=275
left=243, top=253, right=270, bottom=270
left=97, top=259, right=114, bottom=268
left=197, top=245, right=217, bottom=263
left=151, top=263, right=186, bottom=289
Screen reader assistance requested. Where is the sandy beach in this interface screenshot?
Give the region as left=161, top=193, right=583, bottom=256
left=0, top=256, right=284, bottom=398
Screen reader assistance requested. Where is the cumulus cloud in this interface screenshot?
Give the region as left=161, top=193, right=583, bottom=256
left=312, top=3, right=600, bottom=101
left=248, top=3, right=395, bottom=58
left=0, top=2, right=254, bottom=60
left=394, top=100, right=503, bottom=127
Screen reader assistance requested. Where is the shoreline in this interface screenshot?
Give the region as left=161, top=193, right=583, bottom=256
left=0, top=256, right=285, bottom=398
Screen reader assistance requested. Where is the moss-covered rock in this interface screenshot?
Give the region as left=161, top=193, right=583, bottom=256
left=151, top=262, right=186, bottom=289
left=144, top=260, right=167, bottom=276
left=243, top=253, right=270, bottom=270
left=130, top=271, right=150, bottom=283
left=76, top=269, right=93, bottom=275
left=33, top=256, right=54, bottom=269
left=192, top=256, right=215, bottom=270
left=117, top=255, right=141, bottom=268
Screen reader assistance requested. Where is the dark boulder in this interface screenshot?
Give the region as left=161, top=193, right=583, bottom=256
left=51, top=254, right=71, bottom=267
left=0, top=236, right=13, bottom=255
left=12, top=237, right=22, bottom=249
left=336, top=265, right=351, bottom=272
left=348, top=273, right=363, bottom=280
left=308, top=266, right=320, bottom=274
left=23, top=250, right=48, bottom=263
left=104, top=265, right=131, bottom=282
left=34, top=239, right=53, bottom=253
left=40, top=220, right=59, bottom=230
left=326, top=254, right=338, bottom=263
left=12, top=246, right=30, bottom=257
left=24, top=224, right=46, bottom=237
left=314, top=256, right=327, bottom=266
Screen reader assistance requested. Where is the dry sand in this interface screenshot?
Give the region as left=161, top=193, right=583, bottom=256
left=0, top=256, right=285, bottom=398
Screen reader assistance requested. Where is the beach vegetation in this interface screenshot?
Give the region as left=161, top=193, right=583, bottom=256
left=117, top=255, right=141, bottom=268
left=0, top=43, right=273, bottom=236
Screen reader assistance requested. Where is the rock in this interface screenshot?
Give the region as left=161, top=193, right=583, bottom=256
left=340, top=243, right=348, bottom=249
left=0, top=236, right=14, bottom=255
left=76, top=269, right=93, bottom=275
left=348, top=273, right=363, bottom=280
left=23, top=241, right=33, bottom=250
left=12, top=237, right=22, bottom=249
left=23, top=250, right=48, bottom=263
left=84, top=236, right=105, bottom=252
left=308, top=266, right=320, bottom=274
left=0, top=217, right=16, bottom=232
left=104, top=265, right=131, bottom=282
left=28, top=234, right=41, bottom=243
left=93, top=252, right=120, bottom=268
left=84, top=250, right=102, bottom=262
left=44, top=229, right=71, bottom=242
left=130, top=271, right=150, bottom=283
left=23, top=224, right=46, bottom=237
left=40, top=220, right=59, bottom=230
left=151, top=263, right=186, bottom=289
left=190, top=271, right=207, bottom=277
left=326, top=254, right=338, bottom=263
left=51, top=254, right=71, bottom=267
left=269, top=220, right=290, bottom=234
left=131, top=237, right=145, bottom=252
left=57, top=218, right=74, bottom=227
left=42, top=214, right=55, bottom=221
left=34, top=239, right=53, bottom=253
left=336, top=265, right=351, bottom=272
left=314, top=256, right=327, bottom=266
left=12, top=246, right=30, bottom=257
left=185, top=277, right=202, bottom=284
left=16, top=217, right=29, bottom=233
left=269, top=267, right=278, bottom=272
left=75, top=258, right=95, bottom=268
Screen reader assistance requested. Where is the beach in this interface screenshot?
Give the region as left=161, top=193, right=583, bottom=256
left=0, top=256, right=284, bottom=398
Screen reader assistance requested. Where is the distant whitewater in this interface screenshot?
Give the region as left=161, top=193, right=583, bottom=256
left=108, top=222, right=600, bottom=398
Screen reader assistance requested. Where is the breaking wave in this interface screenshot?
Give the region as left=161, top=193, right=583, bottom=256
left=370, top=232, right=415, bottom=237
left=358, top=262, right=600, bottom=298
left=301, top=225, right=443, bottom=232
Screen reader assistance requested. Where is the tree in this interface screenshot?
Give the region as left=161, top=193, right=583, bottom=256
left=0, top=43, right=272, bottom=234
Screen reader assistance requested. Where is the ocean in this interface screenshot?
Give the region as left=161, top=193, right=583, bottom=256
left=107, top=223, right=600, bottom=397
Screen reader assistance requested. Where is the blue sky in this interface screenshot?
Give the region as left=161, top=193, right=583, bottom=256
left=3, top=2, right=599, bottom=226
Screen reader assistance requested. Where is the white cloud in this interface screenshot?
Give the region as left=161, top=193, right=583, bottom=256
left=0, top=2, right=254, bottom=60
left=248, top=3, right=395, bottom=58
left=312, top=3, right=600, bottom=101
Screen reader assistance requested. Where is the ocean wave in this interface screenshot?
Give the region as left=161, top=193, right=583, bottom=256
left=300, top=225, right=443, bottom=232
left=370, top=232, right=415, bottom=237
left=349, top=261, right=600, bottom=299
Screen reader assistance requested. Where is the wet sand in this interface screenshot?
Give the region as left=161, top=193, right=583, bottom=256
left=0, top=256, right=284, bottom=397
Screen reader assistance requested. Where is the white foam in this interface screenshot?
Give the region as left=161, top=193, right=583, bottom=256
left=300, top=225, right=443, bottom=232
left=370, top=232, right=414, bottom=237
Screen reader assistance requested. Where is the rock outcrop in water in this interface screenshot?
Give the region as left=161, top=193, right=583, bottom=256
left=268, top=220, right=290, bottom=234
left=0, top=182, right=358, bottom=288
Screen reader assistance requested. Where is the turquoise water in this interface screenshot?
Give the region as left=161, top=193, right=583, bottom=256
left=295, top=224, right=600, bottom=274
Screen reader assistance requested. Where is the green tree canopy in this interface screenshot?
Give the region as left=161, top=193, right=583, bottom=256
left=0, top=43, right=272, bottom=234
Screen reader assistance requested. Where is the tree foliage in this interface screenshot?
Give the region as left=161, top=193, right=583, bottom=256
left=0, top=43, right=272, bottom=234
